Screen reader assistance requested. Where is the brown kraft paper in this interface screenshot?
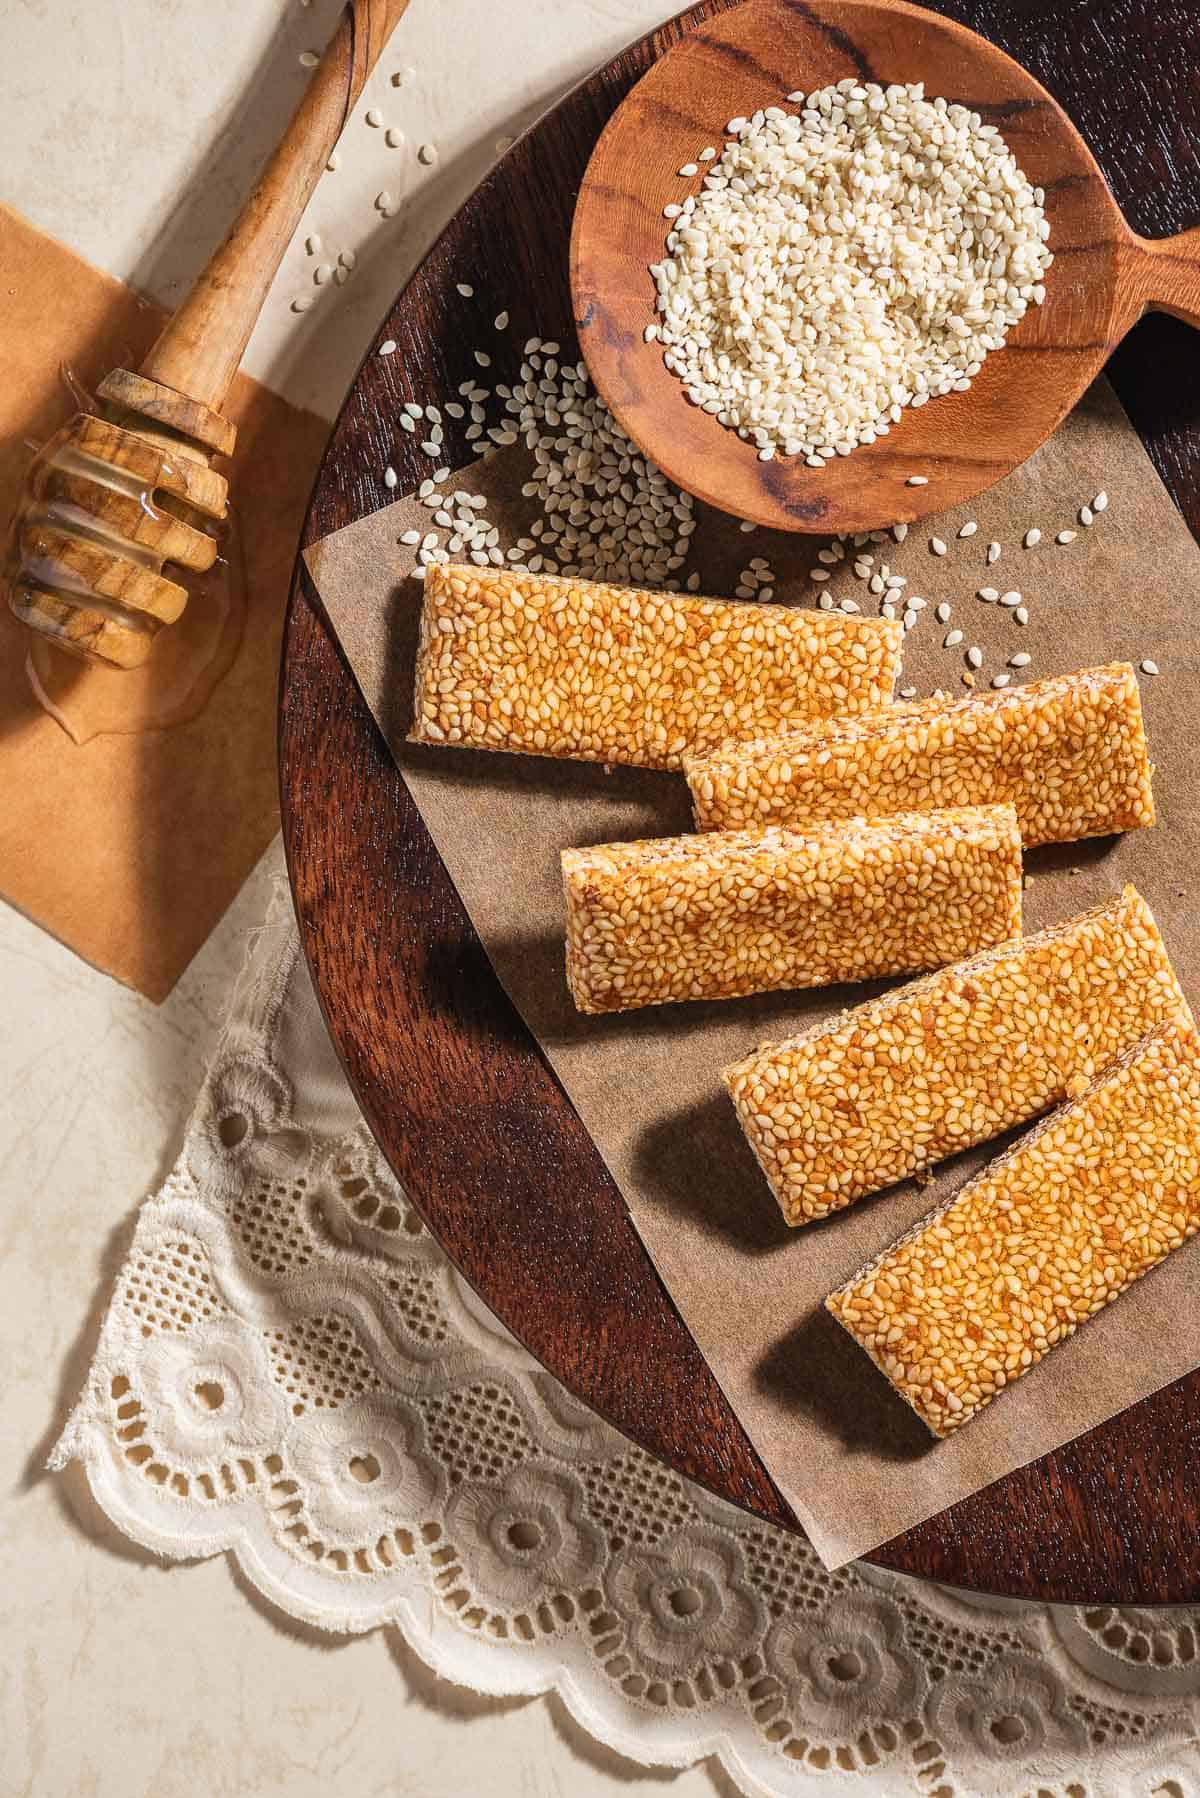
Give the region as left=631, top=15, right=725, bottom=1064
left=0, top=204, right=329, bottom=1001
left=305, top=377, right=1200, bottom=1569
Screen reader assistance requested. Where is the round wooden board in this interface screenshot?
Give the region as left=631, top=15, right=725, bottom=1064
left=281, top=0, right=1200, bottom=1602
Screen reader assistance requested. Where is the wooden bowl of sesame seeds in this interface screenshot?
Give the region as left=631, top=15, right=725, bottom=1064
left=571, top=0, right=1200, bottom=533
left=282, top=0, right=1200, bottom=1601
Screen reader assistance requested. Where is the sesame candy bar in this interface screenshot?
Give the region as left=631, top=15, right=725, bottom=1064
left=410, top=563, right=901, bottom=771
left=562, top=804, right=1022, bottom=1015
left=724, top=885, right=1191, bottom=1226
left=687, top=663, right=1155, bottom=846
left=826, top=1020, right=1200, bottom=1438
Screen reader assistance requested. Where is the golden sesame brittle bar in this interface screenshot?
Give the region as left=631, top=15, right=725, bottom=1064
left=724, top=885, right=1191, bottom=1227
left=561, top=804, right=1022, bottom=1016
left=410, top=564, right=901, bottom=771
left=826, top=1019, right=1200, bottom=1438
left=686, top=663, right=1155, bottom=846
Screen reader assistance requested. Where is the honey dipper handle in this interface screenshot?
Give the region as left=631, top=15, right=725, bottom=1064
left=138, top=0, right=412, bottom=415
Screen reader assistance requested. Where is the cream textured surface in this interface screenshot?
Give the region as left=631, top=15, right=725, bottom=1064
left=6, top=3, right=1200, bottom=1794
left=49, top=870, right=1200, bottom=1798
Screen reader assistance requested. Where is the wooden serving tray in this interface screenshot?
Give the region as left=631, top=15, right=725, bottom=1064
left=280, top=0, right=1200, bottom=1602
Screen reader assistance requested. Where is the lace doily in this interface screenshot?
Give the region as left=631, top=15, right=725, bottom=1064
left=53, top=871, right=1200, bottom=1798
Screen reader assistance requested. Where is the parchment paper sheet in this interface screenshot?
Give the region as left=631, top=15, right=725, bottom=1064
left=0, top=204, right=328, bottom=1000
left=307, top=379, right=1200, bottom=1568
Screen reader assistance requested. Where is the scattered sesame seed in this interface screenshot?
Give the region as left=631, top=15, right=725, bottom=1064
left=494, top=310, right=509, bottom=330
left=987, top=541, right=1001, bottom=564
left=893, top=522, right=908, bottom=542
left=376, top=190, right=395, bottom=213
left=907, top=475, right=929, bottom=486
left=1141, top=658, right=1160, bottom=675
left=379, top=339, right=397, bottom=356
left=727, top=116, right=748, bottom=133
left=1093, top=491, right=1109, bottom=512
left=999, top=590, right=1021, bottom=607
left=1010, top=652, right=1031, bottom=667
left=386, top=127, right=404, bottom=148
left=474, top=350, right=492, bottom=367
left=299, top=50, right=319, bottom=68
left=339, top=248, right=357, bottom=270
left=418, top=142, right=438, bottom=165
left=699, top=147, right=718, bottom=160
left=399, top=414, right=416, bottom=433
left=958, top=521, right=978, bottom=537
left=290, top=295, right=313, bottom=313
left=384, top=465, right=398, bottom=489
left=1015, top=606, right=1029, bottom=625
left=992, top=672, right=1010, bottom=688
left=366, top=108, right=383, bottom=127
left=936, top=603, right=951, bottom=623
left=305, top=234, right=322, bottom=256
left=1056, top=529, right=1076, bottom=544
left=313, top=263, right=333, bottom=285
left=664, top=202, right=682, bottom=219
left=944, top=629, right=963, bottom=646
left=809, top=568, right=831, bottom=582
left=325, top=152, right=340, bottom=172
left=899, top=686, right=917, bottom=698
left=967, top=645, right=983, bottom=668
left=930, top=537, right=947, bottom=556
left=978, top=587, right=998, bottom=602
left=679, top=162, right=699, bottom=176
left=1024, top=527, right=1041, bottom=547
left=1080, top=504, right=1094, bottom=526
left=457, top=283, right=474, bottom=297
left=400, top=529, right=421, bottom=545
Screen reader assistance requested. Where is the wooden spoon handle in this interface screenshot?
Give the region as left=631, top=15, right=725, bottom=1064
left=138, top=0, right=412, bottom=415
left=1129, top=228, right=1200, bottom=330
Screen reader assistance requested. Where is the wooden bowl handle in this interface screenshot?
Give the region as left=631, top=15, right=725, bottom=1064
left=1129, top=227, right=1200, bottom=330
left=138, top=0, right=412, bottom=416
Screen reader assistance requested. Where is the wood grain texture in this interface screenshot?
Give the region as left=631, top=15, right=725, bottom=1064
left=280, top=0, right=1200, bottom=1601
left=572, top=0, right=1200, bottom=534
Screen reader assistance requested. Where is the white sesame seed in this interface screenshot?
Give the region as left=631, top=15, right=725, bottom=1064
left=958, top=521, right=978, bottom=537
left=936, top=602, right=951, bottom=623
left=313, top=263, right=333, bottom=285
left=400, top=529, right=420, bottom=545
left=305, top=234, right=322, bottom=256
left=1080, top=505, right=1094, bottom=526
left=418, top=142, right=438, bottom=165
left=376, top=190, right=395, bottom=213
left=383, top=465, right=398, bottom=489
left=1093, top=491, right=1109, bottom=512
left=809, top=568, right=831, bottom=582
left=1056, top=530, right=1076, bottom=544
left=339, top=248, right=357, bottom=270
left=944, top=629, right=964, bottom=646
left=899, top=686, right=917, bottom=698
left=1010, top=652, right=1031, bottom=667
left=366, top=108, right=383, bottom=127
left=399, top=414, right=416, bottom=433
left=930, top=537, right=947, bottom=556
left=992, top=672, right=1010, bottom=687
left=299, top=50, right=319, bottom=68
left=386, top=127, right=404, bottom=148
left=1024, top=527, right=1041, bottom=547
left=978, top=587, right=999, bottom=602
left=679, top=162, right=699, bottom=176
left=474, top=350, right=492, bottom=368
left=1015, top=606, right=1029, bottom=625
left=379, top=339, right=397, bottom=356
left=987, top=541, right=1001, bottom=564
left=999, top=590, right=1021, bottom=607
left=967, top=645, right=983, bottom=668
left=290, top=295, right=313, bottom=313
left=1141, top=658, right=1160, bottom=675
left=457, top=283, right=474, bottom=298
left=893, top=522, right=908, bottom=542
left=699, top=147, right=717, bottom=160
left=907, top=475, right=929, bottom=486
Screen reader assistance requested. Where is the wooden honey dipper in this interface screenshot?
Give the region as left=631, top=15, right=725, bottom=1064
left=7, top=0, right=411, bottom=670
